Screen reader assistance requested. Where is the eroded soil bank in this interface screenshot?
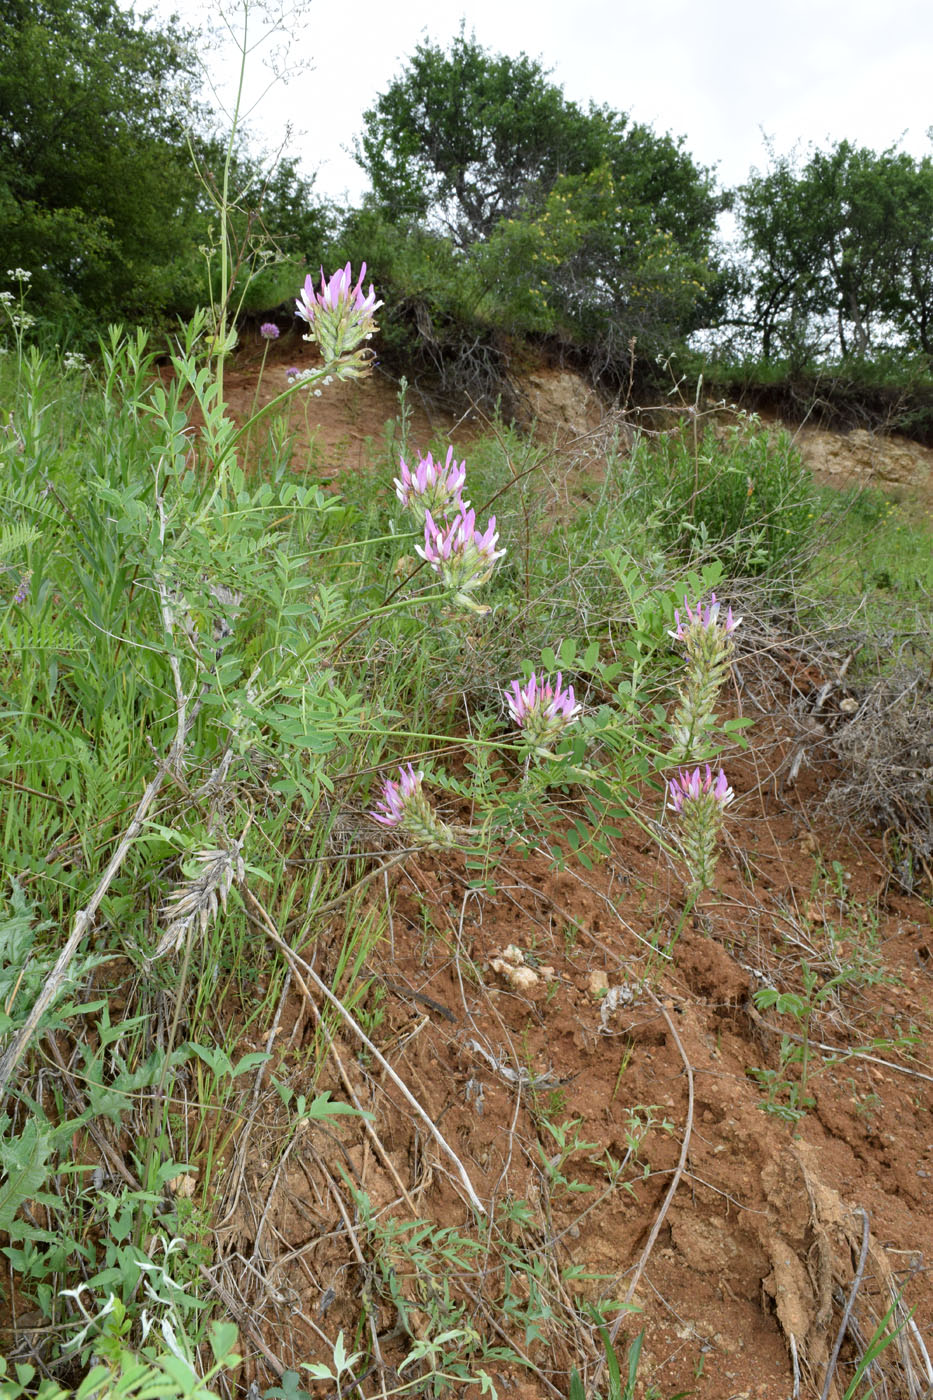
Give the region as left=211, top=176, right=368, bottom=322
left=196, top=343, right=933, bottom=1399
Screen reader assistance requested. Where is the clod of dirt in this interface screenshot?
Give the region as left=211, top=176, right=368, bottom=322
left=588, top=968, right=610, bottom=999
left=488, top=944, right=556, bottom=995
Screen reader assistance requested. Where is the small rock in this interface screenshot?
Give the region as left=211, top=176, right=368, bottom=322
left=588, top=969, right=609, bottom=998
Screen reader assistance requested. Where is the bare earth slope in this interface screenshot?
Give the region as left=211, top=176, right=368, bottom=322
left=211, top=340, right=933, bottom=1400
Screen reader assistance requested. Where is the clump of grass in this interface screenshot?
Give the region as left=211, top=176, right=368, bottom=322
left=814, top=482, right=933, bottom=607
left=631, top=415, right=818, bottom=577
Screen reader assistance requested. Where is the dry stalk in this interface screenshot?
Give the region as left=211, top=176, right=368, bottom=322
left=0, top=705, right=202, bottom=1095
left=154, top=833, right=247, bottom=960
left=304, top=994, right=421, bottom=1219
left=820, top=1208, right=870, bottom=1400
left=245, top=887, right=486, bottom=1214
left=746, top=1002, right=933, bottom=1085
left=305, top=1141, right=390, bottom=1391
left=0, top=487, right=210, bottom=1095
left=196, top=1262, right=288, bottom=1377
left=583, top=983, right=695, bottom=1400
left=217, top=968, right=293, bottom=1234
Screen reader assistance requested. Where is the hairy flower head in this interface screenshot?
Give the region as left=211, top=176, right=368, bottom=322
left=667, top=764, right=734, bottom=896
left=667, top=764, right=734, bottom=814
left=395, top=446, right=468, bottom=522
left=370, top=763, right=454, bottom=848
left=416, top=507, right=505, bottom=612
left=506, top=670, right=581, bottom=751
left=668, top=593, right=741, bottom=642
left=295, top=262, right=381, bottom=362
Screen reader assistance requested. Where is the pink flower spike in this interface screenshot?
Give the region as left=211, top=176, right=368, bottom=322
left=294, top=263, right=382, bottom=362
left=505, top=669, right=581, bottom=749
left=415, top=505, right=505, bottom=608
left=668, top=765, right=733, bottom=812
left=368, top=763, right=455, bottom=848
left=394, top=446, right=468, bottom=516
left=668, top=593, right=742, bottom=641
left=370, top=763, right=424, bottom=827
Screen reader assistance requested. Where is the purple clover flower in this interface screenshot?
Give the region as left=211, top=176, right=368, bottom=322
left=370, top=762, right=423, bottom=827
left=668, top=593, right=741, bottom=642
left=394, top=446, right=468, bottom=522
left=369, top=763, right=454, bottom=848
left=297, top=262, right=380, bottom=321
left=295, top=262, right=382, bottom=363
left=667, top=764, right=734, bottom=814
left=667, top=764, right=734, bottom=897
left=506, top=671, right=581, bottom=751
left=260, top=322, right=280, bottom=340
left=417, top=507, right=505, bottom=612
left=12, top=572, right=30, bottom=605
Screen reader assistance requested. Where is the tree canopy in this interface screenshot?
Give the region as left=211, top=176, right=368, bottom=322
left=0, top=0, right=208, bottom=328
left=0, top=0, right=328, bottom=336
left=351, top=31, right=726, bottom=384
left=734, top=141, right=933, bottom=363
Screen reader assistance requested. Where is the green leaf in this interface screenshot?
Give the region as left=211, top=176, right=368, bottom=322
left=302, top=1092, right=368, bottom=1122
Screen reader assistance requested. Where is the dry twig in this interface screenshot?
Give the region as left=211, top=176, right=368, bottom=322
left=245, top=886, right=486, bottom=1215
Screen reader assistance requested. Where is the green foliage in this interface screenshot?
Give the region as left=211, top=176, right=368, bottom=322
left=631, top=416, right=817, bottom=576
left=348, top=30, right=725, bottom=389
left=0, top=0, right=328, bottom=341
left=356, top=29, right=591, bottom=243
left=0, top=0, right=207, bottom=334
left=477, top=166, right=713, bottom=363
left=356, top=29, right=722, bottom=252
left=733, top=140, right=933, bottom=364
left=0, top=1314, right=241, bottom=1400
left=569, top=1327, right=657, bottom=1400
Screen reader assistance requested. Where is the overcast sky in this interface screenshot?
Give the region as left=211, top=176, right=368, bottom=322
left=152, top=0, right=933, bottom=204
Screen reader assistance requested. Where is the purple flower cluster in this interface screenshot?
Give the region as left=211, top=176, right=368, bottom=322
left=371, top=762, right=423, bottom=827
left=416, top=507, right=505, bottom=611
left=295, top=262, right=382, bottom=363
left=667, top=764, right=733, bottom=814
left=296, top=262, right=380, bottom=324
left=668, top=592, right=741, bottom=642
left=667, top=763, right=734, bottom=897
left=394, top=447, right=468, bottom=522
left=369, top=763, right=454, bottom=848
left=506, top=671, right=581, bottom=750
left=260, top=322, right=280, bottom=340
left=666, top=591, right=741, bottom=761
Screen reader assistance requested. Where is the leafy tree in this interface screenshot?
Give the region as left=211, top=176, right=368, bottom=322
left=356, top=31, right=722, bottom=252
left=0, top=0, right=212, bottom=332
left=193, top=141, right=333, bottom=319
left=0, top=0, right=330, bottom=338
left=355, top=32, right=595, bottom=245
left=476, top=166, right=712, bottom=371
left=352, top=31, right=725, bottom=384
left=735, top=141, right=933, bottom=362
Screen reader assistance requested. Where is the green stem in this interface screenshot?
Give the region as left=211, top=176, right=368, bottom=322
left=243, top=340, right=271, bottom=466
left=214, top=1, right=251, bottom=404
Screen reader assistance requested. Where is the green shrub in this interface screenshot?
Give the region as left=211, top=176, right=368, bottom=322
left=635, top=416, right=817, bottom=577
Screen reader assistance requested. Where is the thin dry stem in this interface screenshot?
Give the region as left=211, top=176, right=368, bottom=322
left=245, top=886, right=486, bottom=1214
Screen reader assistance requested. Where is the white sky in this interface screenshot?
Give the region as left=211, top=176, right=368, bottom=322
left=153, top=0, right=933, bottom=203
